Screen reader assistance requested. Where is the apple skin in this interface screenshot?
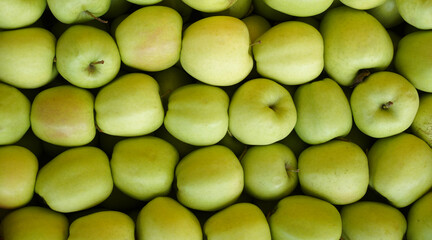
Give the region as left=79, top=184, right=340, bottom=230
left=294, top=78, right=352, bottom=145
left=269, top=195, right=342, bottom=240
left=164, top=84, right=230, bottom=146
left=241, top=14, right=271, bottom=43
left=1, top=206, right=69, bottom=240
left=228, top=78, right=297, bottom=145
left=175, top=145, right=244, bottom=211
left=30, top=85, right=96, bottom=147
left=394, top=30, right=432, bottom=93
left=182, top=0, right=237, bottom=12
left=407, top=191, right=432, bottom=240
left=115, top=6, right=183, bottom=72
left=396, top=0, right=432, bottom=30
left=264, top=0, right=334, bottom=17
left=367, top=0, right=403, bottom=28
left=252, top=21, right=324, bottom=85
left=350, top=71, right=419, bottom=138
left=55, top=25, right=121, bottom=89
left=204, top=202, right=271, bottom=240
left=340, top=201, right=407, bottom=240
left=0, top=27, right=57, bottom=89
left=180, top=15, right=253, bottom=86
left=68, top=211, right=135, bottom=240
left=0, top=0, right=46, bottom=29
left=110, top=136, right=179, bottom=201
left=35, top=146, right=113, bottom=213
left=252, top=0, right=291, bottom=22
left=320, top=6, right=394, bottom=87
left=411, top=93, right=432, bottom=147
left=0, top=146, right=38, bottom=209
left=47, top=0, right=111, bottom=24
left=241, top=143, right=298, bottom=201
left=340, top=0, right=386, bottom=10
left=127, top=0, right=163, bottom=5
left=136, top=196, right=202, bottom=240
left=368, top=133, right=432, bottom=208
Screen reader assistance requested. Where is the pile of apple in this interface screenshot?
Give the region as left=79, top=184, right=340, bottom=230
left=1, top=0, right=432, bottom=239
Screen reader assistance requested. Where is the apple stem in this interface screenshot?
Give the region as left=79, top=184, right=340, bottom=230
left=381, top=101, right=393, bottom=110
left=351, top=69, right=371, bottom=88
left=87, top=60, right=104, bottom=74
left=285, top=163, right=299, bottom=173
left=250, top=40, right=262, bottom=47
left=160, top=89, right=173, bottom=99
left=84, top=10, right=108, bottom=24
left=53, top=57, right=57, bottom=63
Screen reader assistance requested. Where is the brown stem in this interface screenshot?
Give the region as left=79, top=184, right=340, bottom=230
left=382, top=101, right=393, bottom=110
left=250, top=40, right=262, bottom=47
left=84, top=10, right=108, bottom=24
left=87, top=60, right=104, bottom=74
left=351, top=69, right=371, bottom=88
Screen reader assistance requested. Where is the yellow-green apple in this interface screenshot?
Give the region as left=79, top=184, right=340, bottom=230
left=241, top=14, right=271, bottom=43
left=55, top=25, right=121, bottom=89
left=0, top=27, right=57, bottom=89
left=340, top=0, right=386, bottom=9
left=157, top=0, right=193, bottom=21
left=263, top=0, right=334, bottom=16
left=252, top=0, right=291, bottom=22
left=228, top=78, right=297, bottom=145
left=407, top=191, right=432, bottom=240
left=180, top=15, right=253, bottom=86
left=164, top=84, right=229, bottom=146
left=202, top=0, right=252, bottom=19
left=30, top=85, right=96, bottom=147
left=350, top=71, right=419, bottom=138
left=136, top=196, right=202, bottom=240
left=181, top=0, right=237, bottom=12
left=340, top=201, right=407, bottom=240
left=110, top=136, right=179, bottom=201
left=0, top=83, right=30, bottom=145
left=367, top=0, right=403, bottom=28
left=252, top=21, right=324, bottom=85
left=298, top=140, right=369, bottom=205
left=95, top=73, right=164, bottom=137
left=204, top=202, right=271, bottom=240
left=175, top=145, right=244, bottom=211
left=269, top=195, right=342, bottom=240
left=294, top=78, right=352, bottom=144
left=0, top=0, right=46, bottom=29
left=103, top=0, right=132, bottom=19
left=396, top=0, right=432, bottom=29
left=35, top=146, right=113, bottom=213
left=1, top=206, right=68, bottom=240
left=115, top=6, right=183, bottom=72
left=241, top=143, right=298, bottom=201
left=0, top=146, right=38, bottom=209
left=394, top=30, right=432, bottom=92
left=368, top=133, right=432, bottom=208
left=68, top=211, right=135, bottom=240
left=320, top=6, right=393, bottom=86
left=47, top=0, right=110, bottom=24
left=126, top=0, right=162, bottom=5
left=411, top=93, right=432, bottom=147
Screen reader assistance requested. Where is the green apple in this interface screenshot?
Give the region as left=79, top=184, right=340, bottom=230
left=0, top=83, right=30, bottom=145
left=294, top=78, right=352, bottom=145
left=407, top=191, right=432, bottom=240
left=180, top=15, right=253, bottom=86
left=47, top=0, right=110, bottom=24
left=241, top=14, right=271, bottom=43
left=181, top=0, right=237, bottom=12
left=35, top=146, right=113, bottom=213
left=204, top=202, right=271, bottom=240
left=0, top=27, right=57, bottom=89
left=110, top=136, right=179, bottom=201
left=136, top=196, right=202, bottom=240
left=55, top=25, right=121, bottom=89
left=157, top=0, right=193, bottom=21
left=1, top=206, right=68, bottom=240
left=269, top=195, right=342, bottom=240
left=115, top=6, right=183, bottom=72
left=30, top=85, right=96, bottom=147
left=411, top=93, right=432, bottom=147
left=175, top=145, right=244, bottom=211
left=164, top=84, right=230, bottom=146
left=263, top=0, right=334, bottom=16
left=368, top=133, right=432, bottom=208
left=68, top=211, right=135, bottom=240
left=396, top=0, right=432, bottom=30
left=252, top=21, right=324, bottom=85
left=228, top=78, right=297, bottom=145
left=350, top=71, right=419, bottom=138
left=95, top=73, right=164, bottom=137
left=394, top=30, right=432, bottom=92
left=0, top=0, right=46, bottom=29
left=252, top=0, right=291, bottom=22
left=0, top=146, right=38, bottom=209
left=320, top=6, right=394, bottom=87
left=367, top=0, right=403, bottom=28
left=103, top=0, right=132, bottom=19
left=298, top=140, right=369, bottom=205
left=241, top=143, right=298, bottom=201
left=202, top=0, right=252, bottom=19
left=126, top=0, right=162, bottom=5
left=340, top=201, right=407, bottom=240
left=340, top=0, right=386, bottom=9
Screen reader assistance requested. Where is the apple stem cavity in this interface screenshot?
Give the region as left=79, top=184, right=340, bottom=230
left=381, top=101, right=394, bottom=110
left=351, top=69, right=371, bottom=88
left=84, top=10, right=108, bottom=24
left=86, top=60, right=104, bottom=74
